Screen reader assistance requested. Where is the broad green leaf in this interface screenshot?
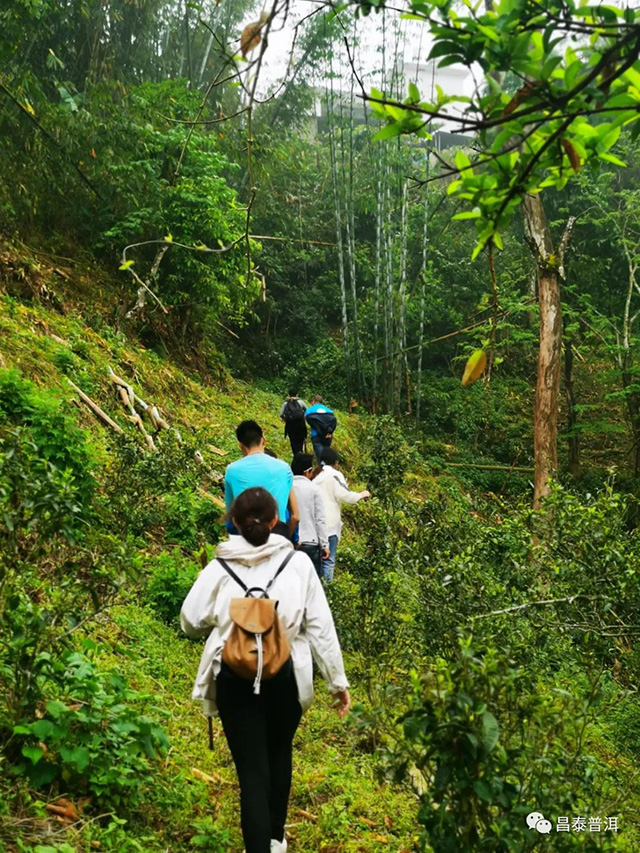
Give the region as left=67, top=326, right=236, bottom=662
left=452, top=210, right=481, bottom=220
left=599, top=152, right=627, bottom=167
left=45, top=700, right=67, bottom=719
left=31, top=720, right=55, bottom=740
left=481, top=711, right=500, bottom=751
left=373, top=123, right=403, bottom=141
left=455, top=150, right=472, bottom=172
left=473, top=780, right=493, bottom=802
left=22, top=745, right=44, bottom=765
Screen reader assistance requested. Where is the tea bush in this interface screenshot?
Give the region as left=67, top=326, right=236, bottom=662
left=144, top=550, right=200, bottom=626
left=0, top=404, right=139, bottom=729
left=11, top=650, right=168, bottom=807
left=373, top=639, right=618, bottom=853
left=0, top=368, right=96, bottom=509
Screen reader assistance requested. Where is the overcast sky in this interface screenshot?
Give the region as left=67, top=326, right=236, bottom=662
left=238, top=1, right=473, bottom=103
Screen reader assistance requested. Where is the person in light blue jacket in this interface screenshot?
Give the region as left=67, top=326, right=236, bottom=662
left=304, top=396, right=337, bottom=465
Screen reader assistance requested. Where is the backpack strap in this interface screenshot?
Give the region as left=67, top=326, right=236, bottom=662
left=265, top=550, right=296, bottom=595
left=218, top=551, right=295, bottom=598
left=217, top=558, right=249, bottom=593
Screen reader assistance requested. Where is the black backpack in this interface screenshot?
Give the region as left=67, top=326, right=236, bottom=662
left=283, top=399, right=305, bottom=422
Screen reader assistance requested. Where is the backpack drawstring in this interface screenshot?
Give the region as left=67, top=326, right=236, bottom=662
left=253, top=633, right=264, bottom=695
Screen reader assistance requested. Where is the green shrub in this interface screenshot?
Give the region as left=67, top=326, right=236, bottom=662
left=11, top=650, right=168, bottom=808
left=359, top=415, right=412, bottom=510
left=0, top=426, right=139, bottom=727
left=370, top=639, right=618, bottom=853
left=144, top=551, right=200, bottom=626
left=0, top=368, right=96, bottom=509
left=189, top=820, right=232, bottom=851
left=164, top=485, right=220, bottom=550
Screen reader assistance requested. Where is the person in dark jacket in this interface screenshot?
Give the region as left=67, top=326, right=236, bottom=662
left=305, top=396, right=337, bottom=465
left=279, top=389, right=307, bottom=456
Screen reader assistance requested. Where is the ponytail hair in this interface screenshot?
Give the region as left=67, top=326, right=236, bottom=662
left=230, top=487, right=278, bottom=547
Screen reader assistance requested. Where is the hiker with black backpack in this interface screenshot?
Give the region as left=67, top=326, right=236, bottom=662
left=279, top=389, right=307, bottom=456
left=304, top=395, right=337, bottom=465
left=181, top=487, right=350, bottom=853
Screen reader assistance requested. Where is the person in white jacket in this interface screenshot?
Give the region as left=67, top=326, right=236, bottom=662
left=291, top=451, right=329, bottom=578
left=313, top=447, right=370, bottom=582
left=180, top=486, right=350, bottom=853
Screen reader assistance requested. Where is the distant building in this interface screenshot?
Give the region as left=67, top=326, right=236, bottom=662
left=309, top=57, right=473, bottom=151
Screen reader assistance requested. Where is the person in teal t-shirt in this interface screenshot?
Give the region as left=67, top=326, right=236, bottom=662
left=224, top=420, right=299, bottom=538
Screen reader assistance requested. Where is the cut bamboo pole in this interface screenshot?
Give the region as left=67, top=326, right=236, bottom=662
left=443, top=462, right=534, bottom=473
left=108, top=368, right=156, bottom=450
left=67, top=380, right=123, bottom=433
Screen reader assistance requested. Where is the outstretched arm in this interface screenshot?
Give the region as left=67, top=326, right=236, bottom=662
left=333, top=473, right=369, bottom=506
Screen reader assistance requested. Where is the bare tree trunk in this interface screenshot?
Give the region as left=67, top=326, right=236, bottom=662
left=523, top=195, right=575, bottom=508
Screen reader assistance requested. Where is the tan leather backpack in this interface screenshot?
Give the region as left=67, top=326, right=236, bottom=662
left=217, top=552, right=295, bottom=695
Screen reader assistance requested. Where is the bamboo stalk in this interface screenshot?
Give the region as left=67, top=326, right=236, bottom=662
left=328, top=57, right=351, bottom=395
left=443, top=462, right=534, bottom=473
left=346, top=26, right=363, bottom=395
left=67, top=380, right=123, bottom=433
left=108, top=368, right=156, bottom=450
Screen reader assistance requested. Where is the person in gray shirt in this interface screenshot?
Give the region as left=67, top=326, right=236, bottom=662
left=291, top=452, right=329, bottom=578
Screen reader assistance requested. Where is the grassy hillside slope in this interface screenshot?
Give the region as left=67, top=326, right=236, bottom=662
left=0, top=241, right=419, bottom=852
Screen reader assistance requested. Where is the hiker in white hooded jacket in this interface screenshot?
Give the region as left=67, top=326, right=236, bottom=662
left=313, top=447, right=370, bottom=582
left=181, top=487, right=349, bottom=853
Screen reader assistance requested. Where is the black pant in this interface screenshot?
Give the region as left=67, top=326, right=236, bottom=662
left=285, top=422, right=307, bottom=456
left=298, top=542, right=322, bottom=579
left=216, top=661, right=302, bottom=853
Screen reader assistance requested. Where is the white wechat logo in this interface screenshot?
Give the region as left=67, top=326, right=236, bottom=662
left=526, top=812, right=552, bottom=834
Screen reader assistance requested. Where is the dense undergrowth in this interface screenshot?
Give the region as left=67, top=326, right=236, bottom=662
left=2, top=245, right=640, bottom=852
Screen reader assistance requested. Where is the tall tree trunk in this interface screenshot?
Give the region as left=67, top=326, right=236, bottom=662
left=373, top=171, right=382, bottom=409
left=523, top=195, right=575, bottom=508
left=524, top=195, right=559, bottom=508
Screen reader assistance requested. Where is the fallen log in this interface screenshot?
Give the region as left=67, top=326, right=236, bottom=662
left=67, top=380, right=123, bottom=433
left=443, top=462, right=534, bottom=473
left=199, top=488, right=226, bottom=510
left=108, top=367, right=156, bottom=450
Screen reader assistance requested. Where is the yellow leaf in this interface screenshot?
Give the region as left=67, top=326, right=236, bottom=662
left=461, top=349, right=487, bottom=386
left=240, top=12, right=269, bottom=57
